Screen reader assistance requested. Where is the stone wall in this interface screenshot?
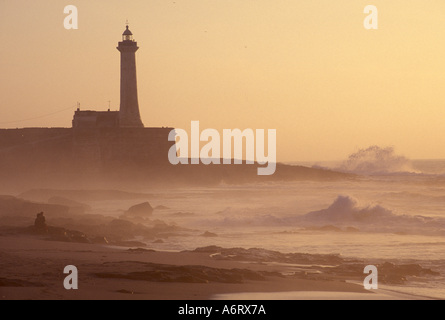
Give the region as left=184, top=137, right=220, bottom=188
left=72, top=127, right=174, bottom=169
left=0, top=127, right=175, bottom=181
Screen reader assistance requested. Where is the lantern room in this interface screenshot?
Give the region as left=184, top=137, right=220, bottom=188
left=122, top=25, right=133, bottom=41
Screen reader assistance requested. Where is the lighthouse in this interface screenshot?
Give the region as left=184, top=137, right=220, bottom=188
left=117, top=25, right=144, bottom=128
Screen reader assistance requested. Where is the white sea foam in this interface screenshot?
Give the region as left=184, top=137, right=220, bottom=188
left=200, top=195, right=445, bottom=236
left=336, top=146, right=418, bottom=175
left=300, top=195, right=445, bottom=235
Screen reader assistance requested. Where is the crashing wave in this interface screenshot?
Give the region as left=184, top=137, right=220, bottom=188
left=301, top=195, right=445, bottom=235
left=208, top=195, right=445, bottom=236
left=337, top=146, right=418, bottom=175
left=303, top=195, right=395, bottom=223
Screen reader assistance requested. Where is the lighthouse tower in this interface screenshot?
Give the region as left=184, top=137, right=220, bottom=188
left=117, top=25, right=144, bottom=128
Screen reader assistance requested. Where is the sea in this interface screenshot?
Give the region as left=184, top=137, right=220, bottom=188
left=96, top=148, right=445, bottom=299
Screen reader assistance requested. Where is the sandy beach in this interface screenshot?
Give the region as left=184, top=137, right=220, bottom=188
left=0, top=233, right=423, bottom=300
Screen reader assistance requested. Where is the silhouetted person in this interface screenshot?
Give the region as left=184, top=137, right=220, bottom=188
left=34, top=212, right=48, bottom=233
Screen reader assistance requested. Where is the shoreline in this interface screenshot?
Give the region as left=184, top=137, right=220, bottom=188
left=0, top=234, right=432, bottom=300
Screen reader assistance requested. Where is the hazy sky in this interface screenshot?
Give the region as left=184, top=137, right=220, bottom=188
left=1, top=0, right=445, bottom=161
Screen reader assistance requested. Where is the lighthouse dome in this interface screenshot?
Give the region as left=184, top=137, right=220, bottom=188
left=123, top=25, right=133, bottom=36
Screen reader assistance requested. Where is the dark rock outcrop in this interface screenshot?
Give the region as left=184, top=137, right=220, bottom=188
left=95, top=262, right=278, bottom=284
left=124, top=202, right=153, bottom=217
left=193, top=246, right=345, bottom=265
left=200, top=231, right=218, bottom=237
left=34, top=212, right=48, bottom=234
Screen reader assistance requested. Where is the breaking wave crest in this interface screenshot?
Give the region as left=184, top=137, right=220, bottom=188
left=301, top=196, right=431, bottom=230
left=208, top=195, right=445, bottom=236
left=337, top=146, right=417, bottom=175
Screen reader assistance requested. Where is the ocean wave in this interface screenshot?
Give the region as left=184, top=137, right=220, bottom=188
left=335, top=146, right=419, bottom=175
left=301, top=196, right=429, bottom=226
left=300, top=195, right=445, bottom=236
left=301, top=195, right=445, bottom=235
left=207, top=195, right=445, bottom=236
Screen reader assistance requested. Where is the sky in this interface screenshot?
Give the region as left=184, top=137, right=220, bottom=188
left=1, top=0, right=445, bottom=162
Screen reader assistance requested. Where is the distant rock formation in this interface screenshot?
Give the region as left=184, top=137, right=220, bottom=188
left=34, top=212, right=48, bottom=233
left=200, top=231, right=218, bottom=237
left=124, top=202, right=153, bottom=218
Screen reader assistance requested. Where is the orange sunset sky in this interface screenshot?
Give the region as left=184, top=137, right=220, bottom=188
left=1, top=0, right=445, bottom=162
